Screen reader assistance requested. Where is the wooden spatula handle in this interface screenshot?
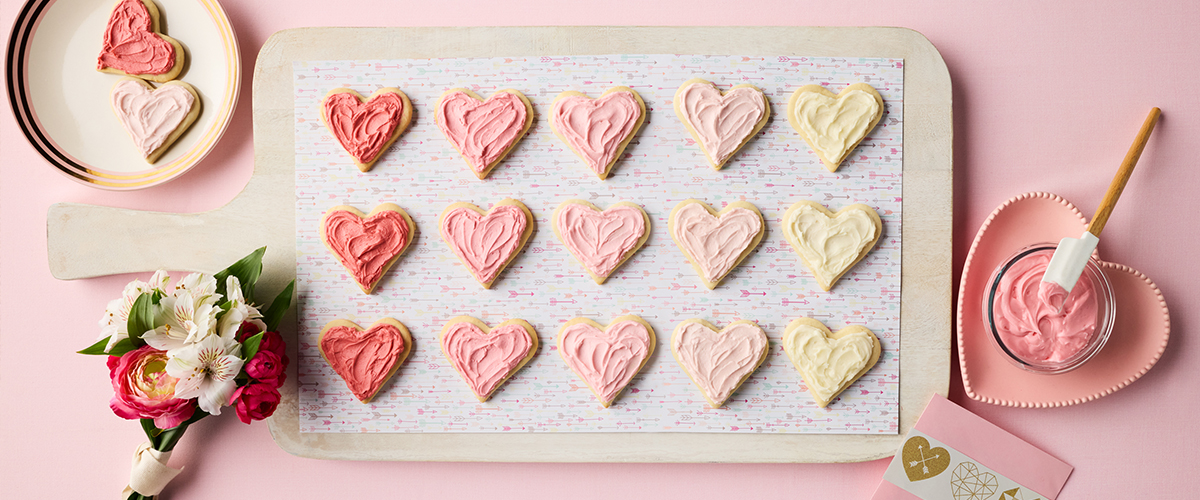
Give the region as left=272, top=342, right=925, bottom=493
left=1088, top=107, right=1161, bottom=236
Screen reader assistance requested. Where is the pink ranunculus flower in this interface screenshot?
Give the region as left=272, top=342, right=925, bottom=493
left=230, top=383, right=281, bottom=424
left=244, top=350, right=287, bottom=388
left=108, top=345, right=196, bottom=429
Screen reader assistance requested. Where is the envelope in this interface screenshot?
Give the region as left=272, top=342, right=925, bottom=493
left=872, top=395, right=1073, bottom=500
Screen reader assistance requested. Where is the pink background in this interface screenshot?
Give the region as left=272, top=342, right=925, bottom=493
left=1, top=0, right=1197, bottom=497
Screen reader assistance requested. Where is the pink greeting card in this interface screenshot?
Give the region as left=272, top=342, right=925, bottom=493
left=873, top=396, right=1073, bottom=500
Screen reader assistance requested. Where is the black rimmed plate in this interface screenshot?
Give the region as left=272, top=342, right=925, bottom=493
left=7, top=0, right=239, bottom=189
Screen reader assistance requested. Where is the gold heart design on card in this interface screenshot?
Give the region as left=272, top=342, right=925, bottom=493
left=782, top=317, right=881, bottom=408
left=902, top=436, right=951, bottom=481
left=950, top=462, right=999, bottom=500
left=782, top=200, right=882, bottom=291
left=787, top=83, right=884, bottom=172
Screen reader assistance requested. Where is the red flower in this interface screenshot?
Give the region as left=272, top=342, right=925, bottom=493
left=245, top=350, right=287, bottom=388
left=257, top=330, right=287, bottom=357
left=108, top=345, right=196, bottom=429
left=230, top=383, right=281, bottom=424
left=235, top=321, right=263, bottom=342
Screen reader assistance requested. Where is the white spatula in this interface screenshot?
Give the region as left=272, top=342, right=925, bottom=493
left=1040, top=107, right=1161, bottom=309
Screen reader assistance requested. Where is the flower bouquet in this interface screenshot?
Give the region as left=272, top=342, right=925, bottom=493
left=79, top=248, right=294, bottom=500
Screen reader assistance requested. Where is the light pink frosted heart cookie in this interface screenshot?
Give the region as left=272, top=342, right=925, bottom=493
left=558, top=316, right=656, bottom=407
left=668, top=199, right=765, bottom=289
left=671, top=319, right=769, bottom=408
left=440, top=316, right=539, bottom=401
left=435, top=88, right=535, bottom=179
left=110, top=78, right=200, bottom=163
left=320, top=203, right=415, bottom=294
left=321, top=88, right=413, bottom=172
left=439, top=199, right=535, bottom=288
left=319, top=318, right=413, bottom=404
left=782, top=317, right=880, bottom=408
left=673, top=78, right=770, bottom=170
left=552, top=200, right=650, bottom=284
left=96, top=0, right=185, bottom=82
left=549, top=87, right=646, bottom=179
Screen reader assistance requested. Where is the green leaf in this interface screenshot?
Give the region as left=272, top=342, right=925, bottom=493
left=260, top=280, right=295, bottom=332
left=78, top=337, right=113, bottom=355
left=156, top=409, right=208, bottom=452
left=126, top=293, right=157, bottom=347
left=215, top=247, right=266, bottom=301
left=106, top=338, right=137, bottom=357
left=241, top=332, right=264, bottom=361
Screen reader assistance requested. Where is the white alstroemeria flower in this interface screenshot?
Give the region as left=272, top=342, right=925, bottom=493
left=97, top=270, right=170, bottom=352
left=216, top=276, right=265, bottom=342
left=166, top=334, right=245, bottom=415
left=142, top=275, right=221, bottom=354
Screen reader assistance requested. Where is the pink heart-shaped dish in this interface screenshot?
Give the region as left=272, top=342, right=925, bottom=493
left=958, top=192, right=1170, bottom=407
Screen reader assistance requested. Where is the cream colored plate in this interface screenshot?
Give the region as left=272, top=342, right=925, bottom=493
left=46, top=27, right=952, bottom=462
left=7, top=0, right=239, bottom=189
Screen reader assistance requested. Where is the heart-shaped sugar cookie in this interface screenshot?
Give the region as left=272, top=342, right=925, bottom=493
left=669, top=199, right=765, bottom=289
left=440, top=316, right=539, bottom=401
left=552, top=200, right=650, bottom=284
left=320, top=203, right=415, bottom=294
left=96, top=0, right=185, bottom=82
left=782, top=200, right=882, bottom=291
left=673, top=78, right=770, bottom=170
left=788, top=83, right=884, bottom=172
left=110, top=78, right=200, bottom=163
left=550, top=87, right=646, bottom=179
left=439, top=199, right=535, bottom=288
left=321, top=88, right=413, bottom=172
left=902, top=436, right=951, bottom=481
left=782, top=317, right=881, bottom=408
left=558, top=316, right=655, bottom=407
left=671, top=319, right=769, bottom=408
left=436, top=88, right=534, bottom=179
left=318, top=318, right=413, bottom=403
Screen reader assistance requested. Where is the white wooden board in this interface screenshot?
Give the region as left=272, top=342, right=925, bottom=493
left=47, top=26, right=952, bottom=462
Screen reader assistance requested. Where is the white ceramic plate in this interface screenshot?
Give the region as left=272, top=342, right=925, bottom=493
left=6, top=0, right=239, bottom=189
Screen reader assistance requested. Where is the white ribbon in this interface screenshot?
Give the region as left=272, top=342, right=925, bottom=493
left=119, top=442, right=182, bottom=499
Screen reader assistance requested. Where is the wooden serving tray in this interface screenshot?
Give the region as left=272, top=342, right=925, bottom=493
left=47, top=26, right=952, bottom=462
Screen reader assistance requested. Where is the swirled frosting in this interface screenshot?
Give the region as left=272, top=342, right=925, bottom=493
left=792, top=89, right=881, bottom=164
left=323, top=91, right=406, bottom=164
left=552, top=91, right=642, bottom=176
left=441, top=204, right=528, bottom=284
left=320, top=323, right=406, bottom=402
left=676, top=82, right=767, bottom=165
left=671, top=202, right=762, bottom=282
left=110, top=79, right=194, bottom=158
left=322, top=208, right=410, bottom=291
left=559, top=320, right=652, bottom=405
left=672, top=322, right=768, bottom=406
left=992, top=252, right=1098, bottom=363
left=556, top=203, right=646, bottom=279
left=442, top=321, right=534, bottom=399
left=97, top=0, right=176, bottom=76
left=785, top=204, right=877, bottom=283
left=783, top=324, right=875, bottom=403
left=437, top=91, right=528, bottom=173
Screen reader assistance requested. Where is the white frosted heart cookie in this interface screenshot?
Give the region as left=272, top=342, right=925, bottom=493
left=110, top=78, right=200, bottom=163
left=782, top=200, right=882, bottom=291
left=671, top=319, right=769, bottom=408
left=782, top=317, right=880, bottom=408
left=550, top=87, right=646, bottom=179
left=673, top=78, right=770, bottom=170
left=668, top=199, right=765, bottom=289
left=787, top=83, right=884, bottom=172
left=557, top=315, right=655, bottom=407
left=552, top=200, right=650, bottom=284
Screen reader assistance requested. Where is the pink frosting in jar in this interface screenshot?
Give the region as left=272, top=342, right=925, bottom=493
left=991, top=252, right=1099, bottom=363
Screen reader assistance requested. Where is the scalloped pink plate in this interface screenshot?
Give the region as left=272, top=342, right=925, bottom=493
left=958, top=192, right=1170, bottom=407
